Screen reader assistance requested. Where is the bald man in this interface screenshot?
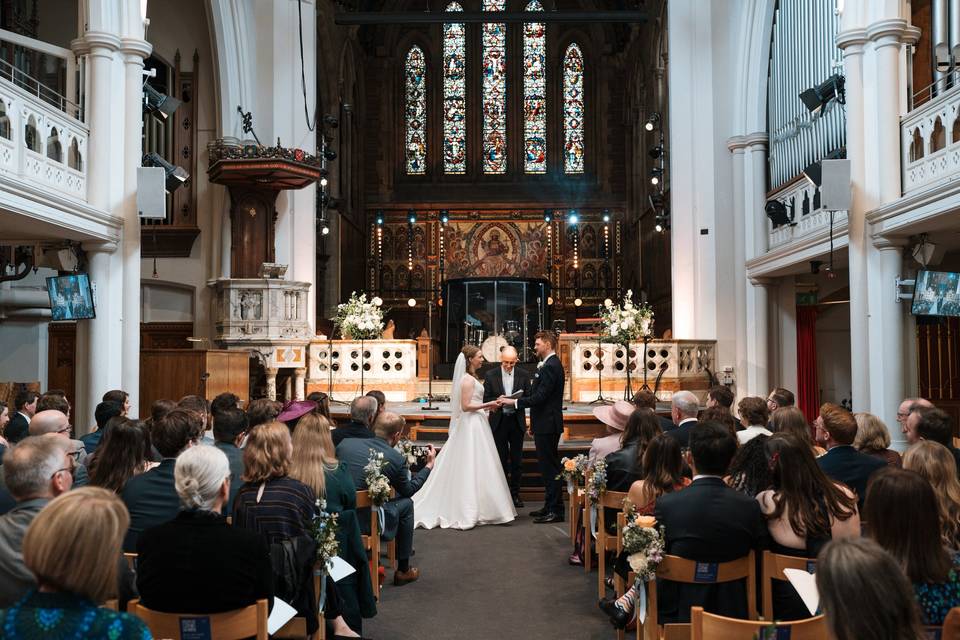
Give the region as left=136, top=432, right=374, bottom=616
left=27, top=410, right=89, bottom=485
left=483, top=346, right=531, bottom=508
left=897, top=397, right=933, bottom=438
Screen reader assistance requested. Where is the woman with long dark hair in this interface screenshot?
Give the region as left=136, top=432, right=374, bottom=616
left=87, top=418, right=154, bottom=494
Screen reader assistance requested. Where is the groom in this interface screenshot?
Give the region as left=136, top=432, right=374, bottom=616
left=501, top=330, right=565, bottom=524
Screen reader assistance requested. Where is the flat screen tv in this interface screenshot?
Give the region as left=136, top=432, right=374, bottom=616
left=912, top=270, right=960, bottom=317
left=46, top=273, right=96, bottom=321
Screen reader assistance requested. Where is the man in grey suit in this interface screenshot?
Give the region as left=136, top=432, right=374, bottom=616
left=337, top=411, right=435, bottom=586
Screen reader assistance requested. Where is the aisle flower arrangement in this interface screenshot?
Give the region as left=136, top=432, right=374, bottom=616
left=621, top=510, right=665, bottom=582
left=557, top=453, right=589, bottom=489
left=600, top=290, right=654, bottom=343
left=310, top=499, right=340, bottom=568
left=334, top=292, right=384, bottom=340
left=364, top=450, right=392, bottom=507
left=586, top=459, right=608, bottom=505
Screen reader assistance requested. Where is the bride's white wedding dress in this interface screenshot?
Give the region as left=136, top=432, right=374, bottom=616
left=413, top=357, right=517, bottom=530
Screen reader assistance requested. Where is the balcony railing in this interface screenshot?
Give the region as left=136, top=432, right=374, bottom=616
left=901, top=74, right=960, bottom=195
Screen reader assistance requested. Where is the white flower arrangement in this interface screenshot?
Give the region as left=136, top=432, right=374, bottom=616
left=363, top=450, right=392, bottom=507
left=621, top=509, right=665, bottom=582
left=310, top=499, right=340, bottom=570
left=600, top=290, right=654, bottom=344
left=334, top=292, right=385, bottom=340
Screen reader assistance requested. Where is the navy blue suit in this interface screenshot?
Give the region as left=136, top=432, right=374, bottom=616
left=517, top=354, right=565, bottom=515
left=120, top=459, right=180, bottom=552
left=816, top=445, right=886, bottom=508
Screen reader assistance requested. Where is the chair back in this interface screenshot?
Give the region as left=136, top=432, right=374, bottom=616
left=100, top=599, right=118, bottom=611
left=355, top=489, right=381, bottom=600
left=943, top=607, right=960, bottom=640
left=691, top=606, right=827, bottom=640
left=761, top=551, right=816, bottom=621
left=129, top=598, right=268, bottom=640
left=597, top=490, right=630, bottom=598
left=123, top=552, right=138, bottom=571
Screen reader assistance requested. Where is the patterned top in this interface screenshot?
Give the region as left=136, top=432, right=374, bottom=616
left=914, top=553, right=960, bottom=625
left=232, top=476, right=317, bottom=543
left=0, top=590, right=151, bottom=639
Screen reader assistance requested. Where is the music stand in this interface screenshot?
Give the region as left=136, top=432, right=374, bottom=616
left=590, top=310, right=613, bottom=405
left=423, top=300, right=440, bottom=410
left=327, top=334, right=349, bottom=406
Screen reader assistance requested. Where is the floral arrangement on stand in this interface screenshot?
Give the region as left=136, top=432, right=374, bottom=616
left=586, top=459, right=608, bottom=505
left=310, top=499, right=340, bottom=568
left=621, top=509, right=665, bottom=582
left=557, top=454, right=590, bottom=493
left=334, top=292, right=384, bottom=340
left=600, top=289, right=654, bottom=343
left=364, top=450, right=392, bottom=507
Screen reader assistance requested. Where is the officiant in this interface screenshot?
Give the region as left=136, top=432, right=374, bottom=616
left=483, top=346, right=531, bottom=509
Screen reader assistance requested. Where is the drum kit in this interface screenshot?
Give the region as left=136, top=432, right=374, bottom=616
left=465, top=318, right=533, bottom=361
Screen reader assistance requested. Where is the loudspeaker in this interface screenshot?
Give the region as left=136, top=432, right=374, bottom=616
left=137, top=166, right=167, bottom=220
left=820, top=159, right=851, bottom=211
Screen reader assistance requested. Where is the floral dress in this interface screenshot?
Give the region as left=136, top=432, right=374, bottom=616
left=914, top=553, right=960, bottom=625
left=0, top=591, right=151, bottom=639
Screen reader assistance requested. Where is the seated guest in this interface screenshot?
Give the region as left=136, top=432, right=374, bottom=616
left=332, top=396, right=379, bottom=446
left=28, top=410, right=88, bottom=485
left=146, top=398, right=176, bottom=428
left=307, top=391, right=332, bottom=421
left=704, top=385, right=735, bottom=412
left=210, top=391, right=241, bottom=416
left=765, top=387, right=795, bottom=413
left=864, top=467, right=960, bottom=626
left=137, top=446, right=274, bottom=614
left=4, top=390, right=38, bottom=444
left=815, top=402, right=885, bottom=508
left=771, top=406, right=824, bottom=456
left=905, top=406, right=960, bottom=473
left=854, top=412, right=902, bottom=467
left=179, top=395, right=212, bottom=444
left=121, top=408, right=201, bottom=551
left=600, top=434, right=691, bottom=628
left=736, top=396, right=771, bottom=444
left=277, top=400, right=317, bottom=432
left=700, top=405, right=739, bottom=440
left=897, top=396, right=934, bottom=438
left=337, top=412, right=433, bottom=586
left=588, top=400, right=633, bottom=463
left=246, top=398, right=282, bottom=429
left=366, top=390, right=387, bottom=422
left=211, top=407, right=248, bottom=513
left=0, top=437, right=74, bottom=607
left=725, top=435, right=772, bottom=497
left=88, top=418, right=155, bottom=494
left=101, top=389, right=130, bottom=416
left=667, top=390, right=699, bottom=447
left=632, top=390, right=673, bottom=432
left=0, top=401, right=8, bottom=460
left=604, top=408, right=662, bottom=492
left=36, top=390, right=71, bottom=420
left=655, top=421, right=767, bottom=623
left=903, top=441, right=960, bottom=548
left=817, top=538, right=926, bottom=640
left=0, top=487, right=150, bottom=638
left=757, top=434, right=859, bottom=620
left=80, top=400, right=123, bottom=455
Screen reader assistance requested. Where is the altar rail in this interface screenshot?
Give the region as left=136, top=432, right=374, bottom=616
left=559, top=334, right=717, bottom=402
left=307, top=339, right=420, bottom=402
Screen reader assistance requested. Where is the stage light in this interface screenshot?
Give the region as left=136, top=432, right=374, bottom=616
left=650, top=167, right=663, bottom=185
left=546, top=296, right=554, bottom=305
left=799, top=74, right=845, bottom=115
left=765, top=199, right=793, bottom=227
left=321, top=224, right=330, bottom=235
left=602, top=209, right=610, bottom=223
left=644, top=112, right=660, bottom=132
left=655, top=222, right=664, bottom=233
left=142, top=152, right=189, bottom=193
left=376, top=210, right=384, bottom=225
left=320, top=177, right=328, bottom=187
left=408, top=210, right=417, bottom=224
left=648, top=144, right=664, bottom=159
left=567, top=210, right=579, bottom=225
left=544, top=209, right=553, bottom=222
left=323, top=149, right=337, bottom=161
left=440, top=209, right=449, bottom=224
left=574, top=297, right=583, bottom=307
left=323, top=114, right=339, bottom=128
left=143, top=83, right=181, bottom=123
left=407, top=297, right=417, bottom=307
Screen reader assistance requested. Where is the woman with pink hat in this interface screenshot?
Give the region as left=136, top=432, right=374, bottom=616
left=589, top=400, right=636, bottom=463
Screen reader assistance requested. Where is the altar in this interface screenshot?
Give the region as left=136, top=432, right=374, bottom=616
left=306, top=338, right=425, bottom=402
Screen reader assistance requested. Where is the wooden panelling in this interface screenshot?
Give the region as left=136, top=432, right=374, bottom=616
left=140, top=350, right=250, bottom=409
left=47, top=322, right=76, bottom=406
left=917, top=316, right=960, bottom=430
left=140, top=322, right=193, bottom=350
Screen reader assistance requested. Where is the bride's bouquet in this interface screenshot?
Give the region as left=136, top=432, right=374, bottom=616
left=621, top=509, right=665, bottom=582
left=600, top=289, right=654, bottom=343
left=334, top=292, right=384, bottom=340
left=364, top=450, right=392, bottom=507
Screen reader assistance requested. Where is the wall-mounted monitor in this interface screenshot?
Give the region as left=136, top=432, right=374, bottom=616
left=46, top=273, right=96, bottom=321
left=912, top=270, right=960, bottom=318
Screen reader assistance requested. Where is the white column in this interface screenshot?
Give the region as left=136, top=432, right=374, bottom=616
left=294, top=368, right=306, bottom=401
left=743, top=134, right=769, bottom=396
left=747, top=277, right=771, bottom=396
left=777, top=278, right=798, bottom=393
left=874, top=237, right=909, bottom=450
left=266, top=368, right=278, bottom=401
left=81, top=241, right=121, bottom=433
left=727, top=136, right=749, bottom=398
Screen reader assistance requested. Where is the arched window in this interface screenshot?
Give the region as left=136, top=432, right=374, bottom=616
left=443, top=2, right=467, bottom=174
left=481, top=0, right=507, bottom=174
left=523, top=0, right=546, bottom=174
left=46, top=127, right=62, bottom=162
left=562, top=43, right=585, bottom=174
left=404, top=46, right=427, bottom=175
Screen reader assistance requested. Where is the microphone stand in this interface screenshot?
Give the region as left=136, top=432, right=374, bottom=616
left=327, top=334, right=348, bottom=406
left=590, top=307, right=612, bottom=405
left=423, top=300, right=439, bottom=410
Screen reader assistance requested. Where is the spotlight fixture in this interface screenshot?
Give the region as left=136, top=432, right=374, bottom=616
left=376, top=210, right=384, bottom=225
left=567, top=210, right=579, bottom=225
left=407, top=297, right=417, bottom=307
left=322, top=149, right=337, bottom=161
left=321, top=224, right=330, bottom=235
left=648, top=144, right=664, bottom=159
left=799, top=74, right=845, bottom=115
left=574, top=297, right=583, bottom=307
left=142, top=152, right=189, bottom=193
left=602, top=209, right=610, bottom=223
left=764, top=199, right=793, bottom=227
left=654, top=210, right=670, bottom=233
left=408, top=209, right=417, bottom=224
left=544, top=209, right=553, bottom=222
left=440, top=209, right=450, bottom=224
left=802, top=148, right=845, bottom=188
left=650, top=167, right=663, bottom=185
left=655, top=222, right=664, bottom=233
left=644, top=112, right=661, bottom=132
left=546, top=296, right=554, bottom=305
left=323, top=114, right=339, bottom=128
left=142, top=83, right=181, bottom=122
left=320, top=177, right=328, bottom=187
left=810, top=260, right=822, bottom=274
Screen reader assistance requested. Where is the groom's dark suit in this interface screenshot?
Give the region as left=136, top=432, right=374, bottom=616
left=483, top=365, right=532, bottom=498
left=516, top=354, right=565, bottom=517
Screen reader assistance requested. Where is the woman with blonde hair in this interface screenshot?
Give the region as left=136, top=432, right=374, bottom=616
left=0, top=487, right=150, bottom=638
left=290, top=413, right=355, bottom=512
left=904, top=440, right=960, bottom=547
left=854, top=412, right=902, bottom=467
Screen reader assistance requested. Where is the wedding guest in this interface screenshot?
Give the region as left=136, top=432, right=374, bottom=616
left=705, top=385, right=734, bottom=412
left=905, top=406, right=960, bottom=473
left=366, top=390, right=387, bottom=422
left=700, top=405, right=739, bottom=440
left=589, top=401, right=633, bottom=463
left=766, top=387, right=795, bottom=413
left=817, top=538, right=926, bottom=640
left=726, top=435, right=772, bottom=497
left=668, top=390, right=700, bottom=447
left=246, top=398, right=281, bottom=429
left=210, top=392, right=241, bottom=416
left=0, top=401, right=8, bottom=460
left=332, top=396, right=378, bottom=446
left=277, top=400, right=317, bottom=432
left=604, top=408, right=662, bottom=492
left=0, top=487, right=151, bottom=638
left=815, top=402, right=885, bottom=508
left=854, top=412, right=902, bottom=467
left=903, top=441, right=960, bottom=548
left=654, top=421, right=767, bottom=623
left=771, top=406, right=824, bottom=456
left=600, top=434, right=690, bottom=628
left=147, top=398, right=176, bottom=427
left=896, top=397, right=933, bottom=438
left=179, top=395, right=212, bottom=443
left=864, top=467, right=960, bottom=625
left=307, top=391, right=332, bottom=421
left=137, top=446, right=274, bottom=615
left=632, top=390, right=673, bottom=432
left=36, top=390, right=70, bottom=421
left=736, top=396, right=771, bottom=444
left=211, top=407, right=248, bottom=513
left=27, top=410, right=88, bottom=486
left=80, top=401, right=123, bottom=454
left=757, top=434, right=859, bottom=620
left=4, top=390, right=38, bottom=444
left=87, top=418, right=155, bottom=494
left=101, top=390, right=130, bottom=416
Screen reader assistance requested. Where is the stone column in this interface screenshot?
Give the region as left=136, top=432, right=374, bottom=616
left=743, top=134, right=769, bottom=396
left=747, top=277, right=772, bottom=397
left=874, top=237, right=909, bottom=450
left=727, top=136, right=748, bottom=399
left=80, top=241, right=120, bottom=433
left=294, top=368, right=306, bottom=401
left=266, top=368, right=278, bottom=401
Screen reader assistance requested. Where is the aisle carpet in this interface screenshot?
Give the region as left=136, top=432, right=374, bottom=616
left=364, top=503, right=613, bottom=640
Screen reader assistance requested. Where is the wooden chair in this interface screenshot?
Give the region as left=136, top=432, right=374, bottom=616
left=760, top=551, right=816, bottom=621
left=690, top=606, right=826, bottom=639
left=129, top=598, right=268, bottom=640
left=596, top=490, right=629, bottom=599
left=100, top=599, right=118, bottom=611
left=355, top=490, right=381, bottom=600
left=583, top=468, right=593, bottom=573
left=568, top=477, right=585, bottom=541
left=941, top=607, right=960, bottom=640
left=272, top=560, right=327, bottom=640
left=638, top=552, right=758, bottom=640
left=614, top=510, right=635, bottom=640
left=123, top=552, right=138, bottom=571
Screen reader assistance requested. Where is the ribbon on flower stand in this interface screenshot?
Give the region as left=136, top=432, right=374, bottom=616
left=637, top=581, right=648, bottom=623
left=567, top=479, right=575, bottom=495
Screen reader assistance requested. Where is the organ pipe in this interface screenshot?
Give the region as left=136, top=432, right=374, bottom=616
left=934, top=0, right=950, bottom=92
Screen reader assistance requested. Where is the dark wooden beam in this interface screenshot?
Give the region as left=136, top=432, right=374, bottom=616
left=334, top=10, right=649, bottom=25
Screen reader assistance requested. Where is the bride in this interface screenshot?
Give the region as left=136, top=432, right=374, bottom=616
left=413, top=345, right=518, bottom=530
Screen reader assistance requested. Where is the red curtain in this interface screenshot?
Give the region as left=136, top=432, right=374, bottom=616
left=796, top=306, right=819, bottom=424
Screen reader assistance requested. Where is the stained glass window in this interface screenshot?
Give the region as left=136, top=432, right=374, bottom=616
left=481, top=0, right=507, bottom=174
left=523, top=0, right=546, bottom=174
left=443, top=2, right=467, bottom=174
left=404, top=46, right=427, bottom=175
left=563, top=42, right=585, bottom=174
